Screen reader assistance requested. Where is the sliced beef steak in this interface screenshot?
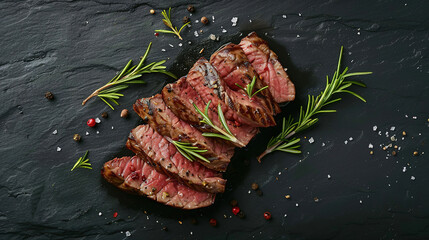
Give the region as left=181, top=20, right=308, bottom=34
left=186, top=58, right=275, bottom=127
left=102, top=156, right=215, bottom=209
left=210, top=43, right=280, bottom=115
left=127, top=125, right=226, bottom=193
left=239, top=32, right=295, bottom=103
left=133, top=94, right=234, bottom=171
left=162, top=77, right=259, bottom=147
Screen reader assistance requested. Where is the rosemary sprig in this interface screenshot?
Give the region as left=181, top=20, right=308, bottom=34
left=236, top=76, right=268, bottom=99
left=82, top=42, right=176, bottom=110
left=193, top=101, right=246, bottom=147
left=168, top=138, right=210, bottom=163
left=257, top=46, right=372, bottom=162
left=155, top=8, right=190, bottom=40
left=71, top=150, right=92, bottom=171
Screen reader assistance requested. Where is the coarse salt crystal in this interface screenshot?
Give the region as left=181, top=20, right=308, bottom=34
left=96, top=131, right=99, bottom=134
left=169, top=44, right=174, bottom=48
left=298, top=13, right=302, bottom=16
left=231, top=17, right=238, bottom=26
left=249, top=19, right=252, bottom=23
left=308, top=137, right=314, bottom=144
left=209, top=34, right=216, bottom=40
left=328, top=174, right=331, bottom=179
left=412, top=116, right=417, bottom=119
left=86, top=131, right=89, bottom=135
left=111, top=126, right=114, bottom=129
left=248, top=190, right=251, bottom=194
left=99, top=212, right=102, bottom=216
left=56, top=147, right=61, bottom=152
left=222, top=29, right=227, bottom=33
left=349, top=137, right=353, bottom=141
left=195, top=20, right=199, bottom=23
left=295, top=203, right=299, bottom=207
left=368, top=143, right=373, bottom=149
left=344, top=140, right=348, bottom=144
left=322, top=142, right=326, bottom=147
left=95, top=118, right=101, bottom=123
left=161, top=49, right=166, bottom=52
left=390, top=126, right=395, bottom=131
left=194, top=31, right=199, bottom=37
left=212, top=16, right=215, bottom=22
left=373, top=126, right=377, bottom=131
left=178, top=43, right=182, bottom=47
left=402, top=167, right=407, bottom=172
left=411, top=176, right=415, bottom=180
left=52, top=130, right=58, bottom=135
left=357, top=32, right=361, bottom=35
left=125, top=231, right=131, bottom=237
left=296, top=34, right=300, bottom=38
left=282, top=15, right=287, bottom=18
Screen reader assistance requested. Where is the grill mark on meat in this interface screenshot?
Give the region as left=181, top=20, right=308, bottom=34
left=102, top=156, right=215, bottom=209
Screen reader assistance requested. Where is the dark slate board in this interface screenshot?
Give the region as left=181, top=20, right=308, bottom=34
left=1, top=0, right=428, bottom=239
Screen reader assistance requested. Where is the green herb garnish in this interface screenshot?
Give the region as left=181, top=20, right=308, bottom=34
left=193, top=101, right=245, bottom=147
left=168, top=139, right=210, bottom=163
left=257, top=46, right=372, bottom=162
left=236, top=76, right=268, bottom=99
left=82, top=42, right=176, bottom=110
left=71, top=150, right=92, bottom=171
left=155, top=8, right=190, bottom=40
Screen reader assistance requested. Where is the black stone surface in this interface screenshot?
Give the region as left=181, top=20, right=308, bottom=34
left=1, top=0, right=428, bottom=239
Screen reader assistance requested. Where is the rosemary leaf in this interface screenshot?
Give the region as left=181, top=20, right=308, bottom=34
left=71, top=151, right=92, bottom=171
left=257, top=46, right=372, bottom=162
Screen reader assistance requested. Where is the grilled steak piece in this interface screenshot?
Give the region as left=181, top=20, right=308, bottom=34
left=162, top=77, right=259, bottom=147
left=239, top=32, right=295, bottom=103
left=127, top=125, right=226, bottom=193
left=102, top=156, right=215, bottom=209
left=210, top=43, right=280, bottom=115
left=186, top=58, right=275, bottom=127
left=133, top=94, right=234, bottom=171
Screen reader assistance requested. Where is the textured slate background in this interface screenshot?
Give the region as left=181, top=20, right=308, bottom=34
left=1, top=0, right=428, bottom=239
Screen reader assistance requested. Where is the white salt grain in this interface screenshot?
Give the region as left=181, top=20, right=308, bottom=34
left=222, top=29, right=227, bottom=33
left=298, top=13, right=302, bottom=16
left=161, top=49, right=166, bottom=52
left=344, top=140, right=348, bottom=144
left=209, top=34, right=216, bottom=41
left=295, top=203, right=299, bottom=207
left=328, top=174, right=331, bottom=179
left=169, top=44, right=174, bottom=48
left=402, top=167, right=407, bottom=172
left=56, top=147, right=61, bottom=152
left=308, top=137, right=314, bottom=144
left=125, top=231, right=131, bottom=237
left=178, top=43, right=183, bottom=47
left=359, top=200, right=362, bottom=204
left=368, top=143, right=374, bottom=149
left=349, top=137, right=353, bottom=141
left=212, top=16, right=215, bottom=22
left=296, top=34, right=300, bottom=38
left=412, top=116, right=417, bottom=119
left=194, top=31, right=199, bottom=37
left=99, top=212, right=102, bottom=216
left=249, top=19, right=252, bottom=23
left=52, top=130, right=58, bottom=135
left=373, top=126, right=378, bottom=131
left=111, top=126, right=114, bottom=130
left=95, top=118, right=101, bottom=123
left=282, top=15, right=287, bottom=18
left=231, top=17, right=238, bottom=26
left=411, top=176, right=415, bottom=181
left=96, top=131, right=100, bottom=134
left=390, top=126, right=396, bottom=131
left=86, top=131, right=89, bottom=135
left=322, top=142, right=326, bottom=147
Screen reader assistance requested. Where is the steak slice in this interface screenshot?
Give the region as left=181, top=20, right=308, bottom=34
left=162, top=77, right=259, bottom=147
left=239, top=32, right=295, bottom=103
left=133, top=94, right=234, bottom=171
left=210, top=43, right=280, bottom=115
left=127, top=125, right=226, bottom=193
left=102, top=156, right=215, bottom=209
left=186, top=58, right=275, bottom=127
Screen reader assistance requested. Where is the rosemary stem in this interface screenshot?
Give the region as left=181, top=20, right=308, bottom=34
left=256, top=130, right=297, bottom=162
left=212, top=125, right=245, bottom=147
left=81, top=83, right=114, bottom=105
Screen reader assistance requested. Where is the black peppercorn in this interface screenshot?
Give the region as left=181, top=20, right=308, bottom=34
left=201, top=16, right=209, bottom=25
left=230, top=199, right=238, bottom=207
left=45, top=91, right=54, bottom=100
left=183, top=16, right=190, bottom=24
left=187, top=5, right=195, bottom=12
left=256, top=189, right=263, bottom=196
left=73, top=134, right=81, bottom=142
left=237, top=211, right=246, bottom=219
left=101, top=112, right=108, bottom=118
